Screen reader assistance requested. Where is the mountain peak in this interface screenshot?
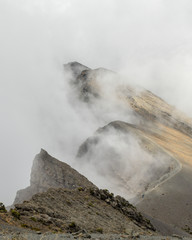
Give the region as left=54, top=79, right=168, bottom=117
left=13, top=149, right=95, bottom=205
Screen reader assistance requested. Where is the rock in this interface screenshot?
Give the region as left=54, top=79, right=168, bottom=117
left=63, top=61, right=90, bottom=80
left=13, top=187, right=155, bottom=235
left=73, top=229, right=91, bottom=239
left=13, top=149, right=96, bottom=205
left=89, top=188, right=155, bottom=231
left=0, top=202, right=7, bottom=213
left=132, top=231, right=140, bottom=238
left=172, top=234, right=183, bottom=239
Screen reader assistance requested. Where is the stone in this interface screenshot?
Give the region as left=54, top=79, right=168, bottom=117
left=13, top=149, right=95, bottom=205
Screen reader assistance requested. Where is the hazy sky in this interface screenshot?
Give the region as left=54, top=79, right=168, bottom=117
left=1, top=0, right=192, bottom=205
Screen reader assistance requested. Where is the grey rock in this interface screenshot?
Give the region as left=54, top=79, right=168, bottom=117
left=13, top=149, right=95, bottom=205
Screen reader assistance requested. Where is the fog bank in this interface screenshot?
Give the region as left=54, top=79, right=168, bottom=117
left=1, top=0, right=192, bottom=204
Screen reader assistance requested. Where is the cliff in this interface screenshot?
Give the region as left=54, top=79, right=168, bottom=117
left=13, top=149, right=95, bottom=205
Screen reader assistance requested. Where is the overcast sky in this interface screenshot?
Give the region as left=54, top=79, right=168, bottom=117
left=1, top=0, right=192, bottom=205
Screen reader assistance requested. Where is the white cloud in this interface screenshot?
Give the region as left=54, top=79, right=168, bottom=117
left=1, top=0, right=192, bottom=204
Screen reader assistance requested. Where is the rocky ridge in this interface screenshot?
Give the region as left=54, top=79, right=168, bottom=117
left=0, top=187, right=156, bottom=238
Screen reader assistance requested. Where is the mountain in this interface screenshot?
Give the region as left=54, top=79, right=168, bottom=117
left=10, top=61, right=192, bottom=237
left=65, top=62, right=192, bottom=235
left=2, top=150, right=156, bottom=238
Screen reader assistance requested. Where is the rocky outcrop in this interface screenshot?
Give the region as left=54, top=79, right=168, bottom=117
left=0, top=202, right=7, bottom=213
left=89, top=188, right=155, bottom=231
left=13, top=149, right=95, bottom=205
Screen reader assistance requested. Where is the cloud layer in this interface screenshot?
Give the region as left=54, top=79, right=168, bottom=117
left=1, top=0, right=192, bottom=204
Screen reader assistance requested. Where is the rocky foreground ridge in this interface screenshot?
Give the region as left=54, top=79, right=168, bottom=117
left=13, top=187, right=154, bottom=234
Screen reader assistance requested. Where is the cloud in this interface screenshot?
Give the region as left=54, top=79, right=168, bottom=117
left=75, top=123, right=178, bottom=202
left=1, top=0, right=192, bottom=204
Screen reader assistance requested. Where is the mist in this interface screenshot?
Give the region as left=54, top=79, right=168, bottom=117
left=1, top=0, right=192, bottom=205
left=75, top=124, right=179, bottom=202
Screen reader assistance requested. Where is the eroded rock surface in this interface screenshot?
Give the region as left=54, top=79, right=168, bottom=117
left=13, top=149, right=95, bottom=205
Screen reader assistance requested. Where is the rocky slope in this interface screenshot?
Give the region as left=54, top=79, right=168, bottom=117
left=1, top=188, right=156, bottom=238
left=14, top=188, right=154, bottom=234
left=13, top=149, right=95, bottom=205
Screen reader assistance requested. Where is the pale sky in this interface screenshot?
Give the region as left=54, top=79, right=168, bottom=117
left=1, top=0, right=192, bottom=205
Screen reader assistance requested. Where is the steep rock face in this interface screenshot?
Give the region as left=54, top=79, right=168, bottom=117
left=13, top=149, right=95, bottom=205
